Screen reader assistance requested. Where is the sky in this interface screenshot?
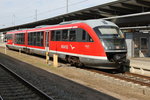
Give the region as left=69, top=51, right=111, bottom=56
left=0, top=0, right=116, bottom=29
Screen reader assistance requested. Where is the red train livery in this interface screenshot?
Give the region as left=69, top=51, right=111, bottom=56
left=6, top=19, right=129, bottom=71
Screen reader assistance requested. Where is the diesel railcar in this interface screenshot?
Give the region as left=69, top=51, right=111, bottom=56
left=6, top=19, right=129, bottom=71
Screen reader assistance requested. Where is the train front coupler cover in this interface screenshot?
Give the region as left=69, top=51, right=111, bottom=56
left=113, top=54, right=130, bottom=72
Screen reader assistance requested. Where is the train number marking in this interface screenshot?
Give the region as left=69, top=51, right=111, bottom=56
left=61, top=45, right=69, bottom=49
left=85, top=45, right=90, bottom=48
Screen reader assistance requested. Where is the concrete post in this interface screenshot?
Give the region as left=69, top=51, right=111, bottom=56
left=5, top=44, right=7, bottom=54
left=53, top=54, right=58, bottom=67
left=19, top=49, right=21, bottom=55
left=46, top=52, right=49, bottom=64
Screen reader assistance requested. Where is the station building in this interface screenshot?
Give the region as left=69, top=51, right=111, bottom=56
left=0, top=0, right=150, bottom=58
left=123, top=27, right=150, bottom=58
left=0, top=33, right=4, bottom=43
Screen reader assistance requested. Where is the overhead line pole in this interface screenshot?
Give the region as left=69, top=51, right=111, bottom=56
left=35, top=9, right=37, bottom=21
left=66, top=0, right=68, bottom=13
left=12, top=14, right=16, bottom=26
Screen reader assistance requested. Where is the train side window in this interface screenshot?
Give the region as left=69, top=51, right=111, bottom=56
left=30, top=33, right=33, bottom=45
left=28, top=33, right=31, bottom=45
left=81, top=29, right=93, bottom=42
left=51, top=31, right=55, bottom=41
left=15, top=33, right=25, bottom=44
left=6, top=34, right=13, bottom=40
left=22, top=34, right=24, bottom=44
left=55, top=30, right=61, bottom=41
left=69, top=30, right=76, bottom=41
left=33, top=32, right=36, bottom=46
left=87, top=34, right=93, bottom=42
left=40, top=32, right=44, bottom=46
left=36, top=32, right=40, bottom=46
left=15, top=34, right=17, bottom=44
left=62, top=30, right=69, bottom=41
left=82, top=30, right=86, bottom=40
left=28, top=31, right=44, bottom=46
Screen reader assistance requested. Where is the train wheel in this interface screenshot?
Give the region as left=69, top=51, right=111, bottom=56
left=76, top=58, right=84, bottom=67
left=67, top=56, right=75, bottom=66
left=67, top=56, right=84, bottom=67
left=25, top=48, right=32, bottom=54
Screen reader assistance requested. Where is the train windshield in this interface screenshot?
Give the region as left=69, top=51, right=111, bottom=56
left=94, top=26, right=126, bottom=50
left=95, top=26, right=124, bottom=38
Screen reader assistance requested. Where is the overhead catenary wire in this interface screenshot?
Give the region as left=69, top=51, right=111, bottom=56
left=1, top=0, right=88, bottom=26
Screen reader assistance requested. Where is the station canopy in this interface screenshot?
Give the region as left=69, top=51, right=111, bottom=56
left=0, top=0, right=150, bottom=32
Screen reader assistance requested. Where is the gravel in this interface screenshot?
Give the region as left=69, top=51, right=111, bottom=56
left=0, top=52, right=117, bottom=100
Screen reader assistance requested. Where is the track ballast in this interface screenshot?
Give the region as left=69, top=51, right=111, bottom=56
left=0, top=63, right=54, bottom=100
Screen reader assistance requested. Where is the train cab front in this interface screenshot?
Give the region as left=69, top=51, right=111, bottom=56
left=94, top=26, right=130, bottom=72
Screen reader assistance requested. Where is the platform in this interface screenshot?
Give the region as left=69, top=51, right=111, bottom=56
left=0, top=42, right=5, bottom=47
left=130, top=58, right=150, bottom=76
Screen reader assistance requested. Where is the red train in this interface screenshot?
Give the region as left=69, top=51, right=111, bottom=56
left=6, top=19, right=129, bottom=71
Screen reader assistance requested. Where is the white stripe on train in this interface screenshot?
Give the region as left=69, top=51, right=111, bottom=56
left=7, top=44, right=108, bottom=60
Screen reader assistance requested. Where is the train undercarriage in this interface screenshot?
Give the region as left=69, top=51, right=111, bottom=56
left=65, top=53, right=130, bottom=72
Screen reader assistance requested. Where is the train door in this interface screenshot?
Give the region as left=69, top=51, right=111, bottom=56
left=77, top=29, right=95, bottom=55
left=134, top=37, right=140, bottom=57
left=140, top=37, right=148, bottom=57
left=45, top=31, right=50, bottom=51
left=12, top=34, right=15, bottom=45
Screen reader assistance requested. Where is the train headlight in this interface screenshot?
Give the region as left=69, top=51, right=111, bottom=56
left=108, top=46, right=112, bottom=49
left=116, top=46, right=120, bottom=49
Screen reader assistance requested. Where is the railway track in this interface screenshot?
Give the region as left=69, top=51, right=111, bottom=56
left=0, top=96, right=3, bottom=100
left=82, top=67, right=150, bottom=87
left=0, top=63, right=54, bottom=100
left=115, top=72, right=150, bottom=86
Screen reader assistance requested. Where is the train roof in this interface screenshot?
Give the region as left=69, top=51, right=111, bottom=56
left=59, top=19, right=118, bottom=28
left=7, top=19, right=118, bottom=34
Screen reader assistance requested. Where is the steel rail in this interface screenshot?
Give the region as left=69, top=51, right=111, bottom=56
left=0, top=96, right=3, bottom=100
left=125, top=72, right=150, bottom=80
left=0, top=63, right=54, bottom=100
left=82, top=67, right=150, bottom=87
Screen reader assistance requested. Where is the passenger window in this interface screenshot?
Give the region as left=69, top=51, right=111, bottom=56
left=6, top=34, right=13, bottom=40
left=55, top=31, right=61, bottom=41
left=81, top=29, right=93, bottom=42
left=82, top=30, right=86, bottom=40
left=40, top=32, right=44, bottom=46
left=50, top=28, right=93, bottom=42
left=87, top=34, right=93, bottom=42
left=62, top=30, right=69, bottom=41
left=36, top=32, right=44, bottom=46
left=33, top=32, right=36, bottom=45
left=15, top=33, right=25, bottom=44
left=37, top=32, right=40, bottom=46
left=51, top=31, right=55, bottom=41
left=69, top=30, right=76, bottom=41
left=28, top=31, right=44, bottom=46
